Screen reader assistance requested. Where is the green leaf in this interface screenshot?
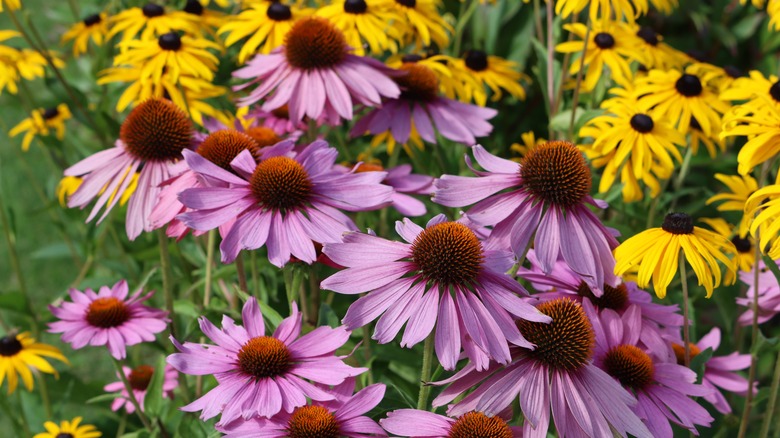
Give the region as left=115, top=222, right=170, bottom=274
left=689, top=347, right=713, bottom=382
left=733, top=13, right=764, bottom=41
left=144, top=355, right=168, bottom=417
left=86, top=393, right=122, bottom=404
left=317, top=303, right=341, bottom=328
left=258, top=299, right=284, bottom=328
left=0, top=291, right=28, bottom=314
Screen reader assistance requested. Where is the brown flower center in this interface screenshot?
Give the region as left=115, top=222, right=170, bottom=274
left=238, top=336, right=292, bottom=379
left=0, top=336, right=23, bottom=357
left=120, top=98, right=193, bottom=162
left=128, top=365, right=155, bottom=391
left=250, top=156, right=313, bottom=212
left=661, top=212, right=693, bottom=234
left=272, top=105, right=290, bottom=119
left=284, top=18, right=347, bottom=70
left=355, top=162, right=384, bottom=172
left=55, top=434, right=75, bottom=438
left=86, top=297, right=131, bottom=328
left=520, top=140, right=591, bottom=208
left=576, top=282, right=629, bottom=311
left=197, top=130, right=259, bottom=171
left=603, top=344, right=655, bottom=390
left=672, top=342, right=702, bottom=365
left=395, top=63, right=439, bottom=102
left=411, top=222, right=484, bottom=286
left=245, top=126, right=282, bottom=150
left=448, top=411, right=513, bottom=438
left=287, top=405, right=340, bottom=438
left=517, top=298, right=594, bottom=371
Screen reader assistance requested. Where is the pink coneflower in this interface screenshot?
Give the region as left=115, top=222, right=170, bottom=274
left=65, top=98, right=194, bottom=240
left=247, top=106, right=305, bottom=136
left=351, top=63, right=497, bottom=145
left=167, top=299, right=366, bottom=424
left=177, top=140, right=393, bottom=265
left=381, top=410, right=521, bottom=437
left=586, top=302, right=713, bottom=437
left=670, top=328, right=753, bottom=415
left=218, top=382, right=387, bottom=437
left=736, top=259, right=780, bottom=325
left=48, top=280, right=169, bottom=360
left=103, top=364, right=178, bottom=413
left=234, top=17, right=400, bottom=126
left=321, top=214, right=551, bottom=371
left=432, top=298, right=652, bottom=438
left=434, top=142, right=619, bottom=295
left=353, top=162, right=434, bottom=217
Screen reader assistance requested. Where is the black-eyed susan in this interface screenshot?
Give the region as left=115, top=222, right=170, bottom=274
left=721, top=97, right=780, bottom=175
left=389, top=0, right=451, bottom=50
left=707, top=173, right=757, bottom=213
left=0, top=332, right=68, bottom=394
left=218, top=1, right=310, bottom=64
left=770, top=0, right=780, bottom=30
left=614, top=212, right=738, bottom=298
left=635, top=66, right=730, bottom=136
left=744, top=183, right=780, bottom=258
left=32, top=417, right=101, bottom=438
left=555, top=0, right=648, bottom=24
left=720, top=70, right=780, bottom=113
left=108, top=3, right=198, bottom=43
left=0, top=31, right=64, bottom=95
left=113, top=32, right=220, bottom=84
left=386, top=52, right=468, bottom=101
left=9, top=104, right=72, bottom=151
left=0, top=0, right=19, bottom=12
left=632, top=25, right=685, bottom=70
left=181, top=0, right=225, bottom=36
left=700, top=217, right=755, bottom=279
left=649, top=0, right=678, bottom=13
left=61, top=13, right=109, bottom=57
left=689, top=117, right=726, bottom=158
left=740, top=0, right=765, bottom=6
left=316, top=0, right=402, bottom=56
left=556, top=21, right=645, bottom=91
left=511, top=130, right=546, bottom=160
left=448, top=50, right=529, bottom=106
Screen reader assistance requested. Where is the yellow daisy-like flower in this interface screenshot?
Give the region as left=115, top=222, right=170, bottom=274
left=61, top=13, right=109, bottom=57
left=688, top=117, right=726, bottom=158
left=631, top=25, right=685, bottom=70
left=0, top=31, right=65, bottom=95
left=744, top=184, right=780, bottom=258
left=57, top=173, right=138, bottom=208
left=740, top=0, right=765, bottom=7
left=556, top=21, right=645, bottom=91
left=720, top=70, right=780, bottom=113
left=721, top=98, right=780, bottom=175
left=555, top=0, right=648, bottom=24
left=370, top=128, right=425, bottom=155
left=614, top=212, right=737, bottom=298
left=511, top=131, right=546, bottom=160
left=113, top=32, right=220, bottom=84
left=649, top=0, right=678, bottom=13
left=386, top=52, right=467, bottom=100
left=635, top=67, right=730, bottom=137
left=316, top=0, right=402, bottom=56
left=9, top=104, right=72, bottom=152
left=219, top=1, right=311, bottom=64
left=181, top=0, right=226, bottom=36
left=108, top=4, right=198, bottom=43
left=389, top=0, right=451, bottom=50
left=0, top=332, right=68, bottom=394
left=770, top=0, right=780, bottom=30
left=0, top=0, right=20, bottom=12
left=448, top=50, right=529, bottom=106
left=700, top=217, right=755, bottom=279
left=33, top=417, right=101, bottom=438
left=706, top=173, right=759, bottom=240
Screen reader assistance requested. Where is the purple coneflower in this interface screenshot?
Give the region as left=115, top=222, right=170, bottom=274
left=65, top=98, right=194, bottom=240
left=434, top=142, right=619, bottom=295
left=48, top=280, right=169, bottom=360
left=167, top=299, right=365, bottom=424
left=234, top=17, right=400, bottom=126
left=432, top=298, right=652, bottom=438
left=103, top=364, right=178, bottom=413
left=381, top=409, right=521, bottom=437
left=218, top=381, right=387, bottom=437
left=736, top=259, right=780, bottom=325
left=351, top=63, right=497, bottom=145
left=353, top=162, right=434, bottom=217
left=247, top=106, right=305, bottom=136
left=586, top=301, right=713, bottom=437
left=177, top=139, right=393, bottom=265
left=321, top=214, right=551, bottom=371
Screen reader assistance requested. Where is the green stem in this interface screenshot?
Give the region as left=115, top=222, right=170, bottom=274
left=235, top=252, right=249, bottom=294
left=567, top=18, right=591, bottom=141
left=453, top=0, right=479, bottom=56
left=15, top=391, right=30, bottom=437
left=157, top=229, right=177, bottom=339
left=532, top=0, right=544, bottom=45
left=115, top=411, right=128, bottom=438
left=250, top=250, right=260, bottom=298
left=679, top=249, right=691, bottom=367
left=739, top=226, right=763, bottom=438
left=111, top=357, right=153, bottom=431
left=308, top=266, right=320, bottom=326
left=760, top=348, right=780, bottom=438
left=416, top=332, right=436, bottom=410
left=38, top=371, right=52, bottom=418
left=203, top=230, right=216, bottom=308
left=362, top=324, right=375, bottom=385
left=0, top=392, right=23, bottom=436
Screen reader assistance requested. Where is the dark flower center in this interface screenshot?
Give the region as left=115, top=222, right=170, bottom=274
left=576, top=282, right=629, bottom=311
left=402, top=54, right=424, bottom=63
left=287, top=405, right=340, bottom=438
left=448, top=411, right=513, bottom=438
left=83, top=13, right=102, bottom=27
left=629, top=114, right=654, bottom=133
left=120, top=98, right=193, bottom=162
left=594, top=32, right=615, bottom=49
left=86, top=297, right=131, bottom=328
left=396, top=63, right=439, bottom=102
left=344, top=0, right=368, bottom=13
left=250, top=156, right=313, bottom=212
left=142, top=3, right=165, bottom=18
left=395, top=0, right=416, bottom=6
left=690, top=116, right=702, bottom=131
left=0, top=336, right=23, bottom=357
left=672, top=342, right=701, bottom=365
left=769, top=80, right=780, bottom=103
left=636, top=27, right=658, bottom=46
left=237, top=336, right=292, bottom=379
left=183, top=0, right=204, bottom=15
left=197, top=130, right=259, bottom=171
left=267, top=2, right=293, bottom=21
left=411, top=222, right=484, bottom=286
left=675, top=74, right=703, bottom=97
left=285, top=18, right=347, bottom=70
left=464, top=50, right=488, bottom=72
left=272, top=105, right=290, bottom=119
left=661, top=212, right=693, bottom=234
left=732, top=236, right=752, bottom=253
left=42, top=107, right=60, bottom=120
left=245, top=127, right=282, bottom=151
left=520, top=140, right=591, bottom=209
left=724, top=65, right=743, bottom=78
left=604, top=344, right=655, bottom=390
left=55, top=434, right=74, bottom=438
left=158, top=32, right=182, bottom=51
left=517, top=298, right=594, bottom=371
left=128, top=365, right=155, bottom=391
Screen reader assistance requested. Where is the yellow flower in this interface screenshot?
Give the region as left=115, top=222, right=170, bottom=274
left=511, top=131, right=546, bottom=160
left=369, top=128, right=425, bottom=156
left=113, top=32, right=220, bottom=84
left=9, top=104, right=72, bottom=151
left=706, top=173, right=758, bottom=213
left=556, top=21, right=645, bottom=91
left=720, top=70, right=780, bottom=113
left=689, top=117, right=726, bottom=158
left=108, top=4, right=198, bottom=43
left=770, top=0, right=780, bottom=30
left=57, top=174, right=138, bottom=208
left=0, top=31, right=64, bottom=95
left=0, top=0, right=20, bottom=12
left=33, top=417, right=101, bottom=438
left=181, top=0, right=226, bottom=36
left=219, top=1, right=310, bottom=64
left=389, top=0, right=451, bottom=50
left=649, top=0, right=678, bottom=13
left=0, top=332, right=68, bottom=394
left=386, top=52, right=466, bottom=100
left=744, top=184, right=780, bottom=258
left=448, top=50, right=529, bottom=106
left=555, top=0, right=648, bottom=24
left=721, top=97, right=780, bottom=175
left=61, top=13, right=109, bottom=57
left=631, top=25, right=685, bottom=70
left=614, top=212, right=737, bottom=298
left=740, top=0, right=765, bottom=7
left=700, top=217, right=755, bottom=279
left=316, top=0, right=402, bottom=56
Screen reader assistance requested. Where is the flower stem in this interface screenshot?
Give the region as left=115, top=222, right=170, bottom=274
left=362, top=324, right=375, bottom=385
left=203, top=230, right=216, bottom=308
left=546, top=0, right=557, bottom=139
left=111, top=357, right=153, bottom=431
left=15, top=391, right=31, bottom=437
left=532, top=0, right=544, bottom=45
left=308, top=266, right=320, bottom=326
left=416, top=332, right=436, bottom=410
left=115, top=411, right=128, bottom=438
left=739, top=226, right=763, bottom=438
left=453, top=0, right=479, bottom=57
left=760, top=348, right=780, bottom=438
left=157, top=229, right=177, bottom=339
left=235, top=252, right=249, bottom=294
left=679, top=249, right=691, bottom=367
left=38, top=371, right=52, bottom=418
left=567, top=19, right=591, bottom=141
